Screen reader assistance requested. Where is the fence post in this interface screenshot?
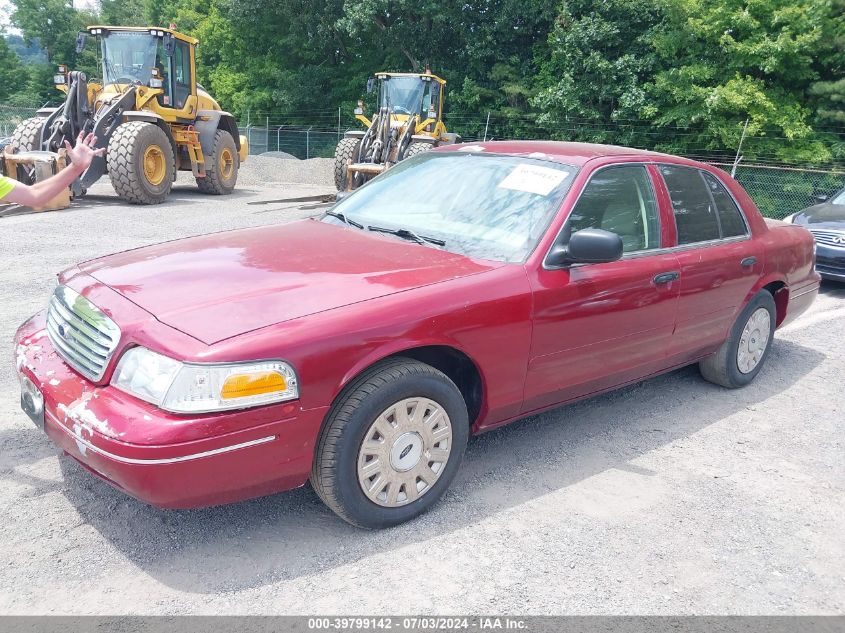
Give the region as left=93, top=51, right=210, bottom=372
left=338, top=107, right=342, bottom=142
left=731, top=119, right=749, bottom=178
left=306, top=126, right=312, bottom=159
left=483, top=112, right=491, bottom=142
left=277, top=126, right=282, bottom=153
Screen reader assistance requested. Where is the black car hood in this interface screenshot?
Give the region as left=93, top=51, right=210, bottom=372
left=794, top=202, right=845, bottom=229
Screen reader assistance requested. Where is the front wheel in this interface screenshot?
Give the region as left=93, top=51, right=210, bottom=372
left=311, top=358, right=469, bottom=528
left=107, top=122, right=174, bottom=205
left=197, top=130, right=239, bottom=195
left=699, top=290, right=776, bottom=388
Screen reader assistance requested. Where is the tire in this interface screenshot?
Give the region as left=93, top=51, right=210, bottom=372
left=405, top=141, right=433, bottom=159
left=699, top=290, right=777, bottom=388
left=311, top=358, right=470, bottom=529
left=197, top=130, right=238, bottom=195
left=11, top=117, right=44, bottom=152
left=334, top=137, right=360, bottom=190
left=107, top=122, right=174, bottom=205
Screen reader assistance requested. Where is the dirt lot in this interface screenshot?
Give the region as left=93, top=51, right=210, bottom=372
left=0, top=160, right=843, bottom=615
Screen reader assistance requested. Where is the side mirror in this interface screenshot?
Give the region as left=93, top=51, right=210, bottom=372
left=546, top=228, right=623, bottom=267
left=75, top=32, right=87, bottom=54
left=335, top=191, right=352, bottom=203
left=366, top=77, right=375, bottom=94
left=813, top=194, right=829, bottom=204
left=163, top=33, right=176, bottom=57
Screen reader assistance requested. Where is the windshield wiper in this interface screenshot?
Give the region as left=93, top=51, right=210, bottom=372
left=368, top=225, right=446, bottom=247
left=324, top=210, right=363, bottom=229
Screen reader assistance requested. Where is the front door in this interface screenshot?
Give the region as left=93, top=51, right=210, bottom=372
left=523, top=163, right=681, bottom=413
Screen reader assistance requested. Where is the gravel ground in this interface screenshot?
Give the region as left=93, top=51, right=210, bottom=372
left=0, top=160, right=843, bottom=615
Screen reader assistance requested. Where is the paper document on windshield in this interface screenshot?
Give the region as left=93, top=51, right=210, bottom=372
left=498, top=164, right=569, bottom=196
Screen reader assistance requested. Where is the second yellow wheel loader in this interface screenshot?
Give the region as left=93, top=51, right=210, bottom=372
left=335, top=70, right=461, bottom=191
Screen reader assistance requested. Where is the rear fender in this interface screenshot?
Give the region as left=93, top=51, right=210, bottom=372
left=195, top=110, right=241, bottom=159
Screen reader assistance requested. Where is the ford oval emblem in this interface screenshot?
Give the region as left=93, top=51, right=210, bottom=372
left=57, top=324, right=68, bottom=339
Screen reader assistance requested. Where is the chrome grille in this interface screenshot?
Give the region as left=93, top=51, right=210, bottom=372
left=46, top=286, right=121, bottom=381
left=808, top=229, right=845, bottom=249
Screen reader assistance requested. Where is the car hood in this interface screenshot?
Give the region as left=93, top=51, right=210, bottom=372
left=80, top=219, right=501, bottom=344
left=794, top=203, right=845, bottom=230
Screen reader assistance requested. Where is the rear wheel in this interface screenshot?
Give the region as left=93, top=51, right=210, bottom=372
left=10, top=117, right=44, bottom=152
left=334, top=137, right=361, bottom=190
left=699, top=291, right=776, bottom=388
left=107, top=122, right=174, bottom=205
left=197, top=130, right=239, bottom=195
left=311, top=358, right=469, bottom=528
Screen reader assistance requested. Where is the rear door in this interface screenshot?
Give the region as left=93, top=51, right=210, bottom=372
left=656, top=165, right=763, bottom=363
left=523, top=163, right=681, bottom=413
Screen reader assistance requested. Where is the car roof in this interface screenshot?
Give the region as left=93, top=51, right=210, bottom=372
left=440, top=140, right=688, bottom=168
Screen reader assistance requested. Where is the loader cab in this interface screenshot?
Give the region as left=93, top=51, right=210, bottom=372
left=375, top=73, right=445, bottom=122
left=88, top=26, right=197, bottom=117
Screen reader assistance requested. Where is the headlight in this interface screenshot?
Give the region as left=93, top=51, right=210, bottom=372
left=782, top=213, right=795, bottom=223
left=112, top=347, right=298, bottom=414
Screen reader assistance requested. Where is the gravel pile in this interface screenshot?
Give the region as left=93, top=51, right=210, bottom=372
left=175, top=155, right=335, bottom=188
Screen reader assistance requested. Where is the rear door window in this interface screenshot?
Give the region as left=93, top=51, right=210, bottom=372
left=702, top=172, right=747, bottom=237
left=659, top=165, right=720, bottom=244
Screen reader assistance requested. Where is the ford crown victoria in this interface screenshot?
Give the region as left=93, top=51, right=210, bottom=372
left=15, top=141, right=820, bottom=528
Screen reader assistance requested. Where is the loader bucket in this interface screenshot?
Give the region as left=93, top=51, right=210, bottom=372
left=1, top=148, right=71, bottom=212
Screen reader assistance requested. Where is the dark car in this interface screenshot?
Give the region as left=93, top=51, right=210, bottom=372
left=785, top=188, right=845, bottom=282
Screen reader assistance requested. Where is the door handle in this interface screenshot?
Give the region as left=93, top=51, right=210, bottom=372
left=740, top=256, right=757, bottom=267
left=653, top=271, right=680, bottom=285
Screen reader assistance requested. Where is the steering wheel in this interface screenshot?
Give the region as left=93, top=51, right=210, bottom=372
left=392, top=106, right=411, bottom=115
left=113, top=77, right=141, bottom=86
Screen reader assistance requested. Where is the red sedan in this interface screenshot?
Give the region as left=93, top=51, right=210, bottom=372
left=15, top=141, right=819, bottom=528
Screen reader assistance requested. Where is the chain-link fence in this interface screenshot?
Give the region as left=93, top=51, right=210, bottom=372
left=238, top=126, right=342, bottom=159
left=714, top=163, right=844, bottom=220
left=0, top=105, right=39, bottom=138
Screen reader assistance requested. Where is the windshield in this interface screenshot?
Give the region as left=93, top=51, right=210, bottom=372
left=101, top=32, right=158, bottom=85
left=380, top=76, right=427, bottom=116
left=328, top=152, right=577, bottom=263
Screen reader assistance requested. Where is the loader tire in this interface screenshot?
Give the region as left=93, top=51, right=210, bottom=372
left=405, top=142, right=433, bottom=159
left=197, top=130, right=239, bottom=195
left=11, top=117, right=44, bottom=152
left=334, top=137, right=360, bottom=190
left=107, top=122, right=174, bottom=205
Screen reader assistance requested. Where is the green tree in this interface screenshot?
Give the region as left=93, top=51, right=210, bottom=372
left=642, top=0, right=831, bottom=162
left=0, top=35, right=25, bottom=102
left=533, top=0, right=665, bottom=124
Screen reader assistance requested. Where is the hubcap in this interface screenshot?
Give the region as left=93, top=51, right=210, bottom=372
left=737, top=307, right=771, bottom=374
left=357, top=397, right=453, bottom=508
left=220, top=147, right=235, bottom=180
left=143, top=145, right=166, bottom=186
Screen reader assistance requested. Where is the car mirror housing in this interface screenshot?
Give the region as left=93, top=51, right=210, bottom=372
left=547, top=228, right=624, bottom=267
left=813, top=194, right=829, bottom=204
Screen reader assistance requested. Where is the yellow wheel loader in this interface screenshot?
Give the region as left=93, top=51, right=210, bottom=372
left=335, top=70, right=461, bottom=191
left=3, top=26, right=248, bottom=205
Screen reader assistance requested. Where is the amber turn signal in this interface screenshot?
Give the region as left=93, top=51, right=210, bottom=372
left=220, top=371, right=287, bottom=400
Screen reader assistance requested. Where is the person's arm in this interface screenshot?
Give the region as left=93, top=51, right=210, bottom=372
left=1, top=132, right=105, bottom=207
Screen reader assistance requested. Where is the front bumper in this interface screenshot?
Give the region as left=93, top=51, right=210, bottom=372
left=815, top=243, right=845, bottom=282
left=14, top=313, right=327, bottom=509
